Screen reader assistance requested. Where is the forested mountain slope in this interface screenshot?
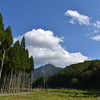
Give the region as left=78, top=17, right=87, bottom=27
left=47, top=60, right=100, bottom=89
left=32, top=64, right=62, bottom=80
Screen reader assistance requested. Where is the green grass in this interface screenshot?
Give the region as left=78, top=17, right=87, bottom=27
left=0, top=89, right=100, bottom=100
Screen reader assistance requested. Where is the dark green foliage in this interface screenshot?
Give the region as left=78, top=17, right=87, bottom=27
left=69, top=78, right=79, bottom=88
left=28, top=56, right=34, bottom=79
left=0, top=13, right=5, bottom=64
left=0, top=13, right=4, bottom=30
left=80, top=60, right=100, bottom=89
left=25, top=49, right=30, bottom=72
left=0, top=13, right=34, bottom=93
left=47, top=60, right=100, bottom=89
left=20, top=36, right=26, bottom=72
left=5, top=26, right=13, bottom=48
left=29, top=56, right=34, bottom=72
left=0, top=14, right=13, bottom=82
left=9, top=41, right=21, bottom=70
left=0, top=30, right=5, bottom=48
left=32, top=76, right=46, bottom=88
left=1, top=26, right=13, bottom=50
left=20, top=36, right=25, bottom=49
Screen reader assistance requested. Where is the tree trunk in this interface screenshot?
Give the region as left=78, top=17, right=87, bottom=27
left=16, top=72, right=19, bottom=93
left=13, top=72, right=16, bottom=93
left=16, top=71, right=21, bottom=93
left=8, top=68, right=13, bottom=93
left=4, top=83, right=7, bottom=93
left=18, top=72, right=21, bottom=93
left=4, top=77, right=8, bottom=93
left=2, top=76, right=6, bottom=92
left=31, top=72, right=32, bottom=91
left=11, top=80, right=13, bottom=93
left=0, top=50, right=6, bottom=78
left=5, top=77, right=9, bottom=93
left=28, top=78, right=30, bottom=92
left=22, top=71, right=25, bottom=92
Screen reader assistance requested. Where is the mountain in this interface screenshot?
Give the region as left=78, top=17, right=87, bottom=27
left=32, top=64, right=62, bottom=80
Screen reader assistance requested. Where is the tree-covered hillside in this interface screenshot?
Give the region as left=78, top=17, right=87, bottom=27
left=32, top=64, right=62, bottom=80
left=47, top=60, right=100, bottom=89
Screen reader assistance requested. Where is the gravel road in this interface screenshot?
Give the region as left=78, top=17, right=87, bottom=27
left=0, top=92, right=31, bottom=97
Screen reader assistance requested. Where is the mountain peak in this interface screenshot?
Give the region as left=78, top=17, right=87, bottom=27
left=32, top=64, right=62, bottom=80
left=43, top=63, right=56, bottom=68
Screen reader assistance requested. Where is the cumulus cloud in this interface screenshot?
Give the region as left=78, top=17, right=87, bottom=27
left=25, top=29, right=63, bottom=50
left=14, top=29, right=88, bottom=67
left=65, top=10, right=90, bottom=25
left=91, top=35, right=100, bottom=41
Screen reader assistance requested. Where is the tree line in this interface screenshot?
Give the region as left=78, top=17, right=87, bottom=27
left=0, top=13, right=34, bottom=93
left=33, top=60, right=100, bottom=90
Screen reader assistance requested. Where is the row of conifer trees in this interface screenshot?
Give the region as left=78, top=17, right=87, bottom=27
left=0, top=13, right=34, bottom=93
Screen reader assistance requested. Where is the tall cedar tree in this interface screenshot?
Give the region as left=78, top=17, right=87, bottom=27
left=0, top=13, right=5, bottom=76
left=0, top=14, right=35, bottom=93
left=8, top=41, right=20, bottom=93
left=0, top=13, right=5, bottom=48
left=25, top=49, right=30, bottom=92
left=29, top=56, right=34, bottom=91
left=20, top=36, right=26, bottom=92
left=1, top=48, right=10, bottom=92
left=0, top=15, right=13, bottom=78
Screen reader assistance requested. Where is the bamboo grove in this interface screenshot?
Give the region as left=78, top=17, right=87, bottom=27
left=0, top=13, right=34, bottom=93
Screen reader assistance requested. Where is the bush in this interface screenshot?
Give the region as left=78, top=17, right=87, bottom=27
left=69, top=78, right=79, bottom=88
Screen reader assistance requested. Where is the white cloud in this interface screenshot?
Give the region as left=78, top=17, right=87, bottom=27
left=25, top=29, right=63, bottom=50
left=14, top=36, right=23, bottom=44
left=94, top=30, right=99, bottom=33
left=65, top=10, right=100, bottom=42
left=65, top=10, right=90, bottom=25
left=14, top=29, right=88, bottom=67
left=93, top=21, right=100, bottom=28
left=91, top=35, right=100, bottom=41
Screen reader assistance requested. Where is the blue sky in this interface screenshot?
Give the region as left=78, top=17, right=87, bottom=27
left=1, top=0, right=100, bottom=68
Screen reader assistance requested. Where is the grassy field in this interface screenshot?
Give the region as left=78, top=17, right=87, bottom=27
left=0, top=89, right=100, bottom=100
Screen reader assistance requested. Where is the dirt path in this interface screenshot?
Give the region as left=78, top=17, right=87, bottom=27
left=0, top=92, right=31, bottom=97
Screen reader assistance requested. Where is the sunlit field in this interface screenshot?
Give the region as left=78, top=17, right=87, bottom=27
left=0, top=89, right=100, bottom=100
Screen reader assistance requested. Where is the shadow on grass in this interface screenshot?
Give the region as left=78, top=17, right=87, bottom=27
left=67, top=90, right=100, bottom=98
left=44, top=88, right=100, bottom=98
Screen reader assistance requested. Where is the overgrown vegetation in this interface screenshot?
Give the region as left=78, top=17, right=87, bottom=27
left=0, top=89, right=100, bottom=100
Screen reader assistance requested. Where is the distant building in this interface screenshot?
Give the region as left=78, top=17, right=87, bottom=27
left=37, top=85, right=43, bottom=90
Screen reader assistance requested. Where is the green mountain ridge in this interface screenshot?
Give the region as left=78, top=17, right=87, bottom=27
left=47, top=60, right=100, bottom=89
left=32, top=64, right=62, bottom=80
